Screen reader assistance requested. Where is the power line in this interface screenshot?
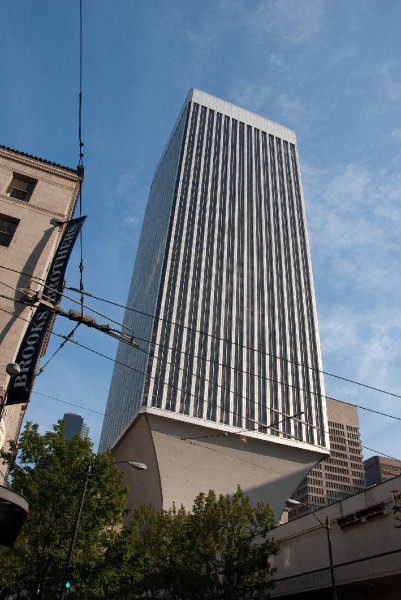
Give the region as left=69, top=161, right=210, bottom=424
left=2, top=297, right=401, bottom=428
left=3, top=298, right=398, bottom=460
left=1, top=282, right=322, bottom=428
left=0, top=306, right=302, bottom=434
left=77, top=0, right=85, bottom=322
left=36, top=323, right=81, bottom=377
left=1, top=263, right=400, bottom=403
left=68, top=287, right=401, bottom=401
left=31, top=390, right=401, bottom=464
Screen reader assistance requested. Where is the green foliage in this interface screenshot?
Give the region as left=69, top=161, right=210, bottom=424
left=124, top=487, right=279, bottom=599
left=0, top=423, right=279, bottom=599
left=0, top=421, right=130, bottom=600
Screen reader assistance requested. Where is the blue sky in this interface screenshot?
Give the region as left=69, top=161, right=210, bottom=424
left=2, top=0, right=400, bottom=459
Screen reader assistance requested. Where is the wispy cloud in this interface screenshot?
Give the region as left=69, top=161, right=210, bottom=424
left=304, top=161, right=401, bottom=293
left=390, top=128, right=401, bottom=141
left=230, top=82, right=271, bottom=113
left=321, top=305, right=401, bottom=389
left=249, top=0, right=326, bottom=45
left=276, top=94, right=306, bottom=126
left=304, top=157, right=401, bottom=454
left=381, top=60, right=401, bottom=102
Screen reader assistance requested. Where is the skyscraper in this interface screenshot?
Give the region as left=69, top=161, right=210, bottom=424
left=287, top=397, right=366, bottom=520
left=100, top=90, right=329, bottom=516
left=62, top=413, right=89, bottom=441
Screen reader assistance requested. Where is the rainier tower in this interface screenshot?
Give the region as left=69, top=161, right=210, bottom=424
left=99, top=90, right=329, bottom=517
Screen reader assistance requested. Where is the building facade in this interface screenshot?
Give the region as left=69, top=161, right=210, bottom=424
left=270, top=476, right=401, bottom=599
left=0, top=146, right=80, bottom=481
left=101, top=90, right=329, bottom=516
left=62, top=413, right=89, bottom=441
left=288, top=397, right=366, bottom=520
left=365, top=455, right=401, bottom=486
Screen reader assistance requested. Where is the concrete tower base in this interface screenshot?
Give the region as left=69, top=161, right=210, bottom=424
left=113, top=409, right=328, bottom=519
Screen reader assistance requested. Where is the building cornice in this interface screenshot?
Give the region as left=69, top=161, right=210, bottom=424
left=0, top=145, right=80, bottom=182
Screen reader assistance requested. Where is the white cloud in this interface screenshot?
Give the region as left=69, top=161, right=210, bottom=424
left=276, top=93, right=305, bottom=126
left=381, top=60, right=401, bottom=102
left=321, top=305, right=401, bottom=389
left=390, top=128, right=401, bottom=141
left=304, top=161, right=401, bottom=293
left=249, top=0, right=326, bottom=45
left=305, top=156, right=401, bottom=458
left=123, top=215, right=142, bottom=227
left=230, top=82, right=271, bottom=113
left=269, top=52, right=288, bottom=70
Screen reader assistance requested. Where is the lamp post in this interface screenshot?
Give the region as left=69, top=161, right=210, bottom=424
left=0, top=363, right=21, bottom=419
left=286, top=498, right=337, bottom=600
left=59, top=460, right=147, bottom=599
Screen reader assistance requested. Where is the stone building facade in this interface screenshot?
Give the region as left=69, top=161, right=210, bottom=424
left=0, top=145, right=80, bottom=481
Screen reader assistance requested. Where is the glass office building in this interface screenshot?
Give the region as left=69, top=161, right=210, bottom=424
left=99, top=90, right=329, bottom=514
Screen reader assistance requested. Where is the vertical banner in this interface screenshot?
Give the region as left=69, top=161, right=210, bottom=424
left=6, top=216, right=86, bottom=406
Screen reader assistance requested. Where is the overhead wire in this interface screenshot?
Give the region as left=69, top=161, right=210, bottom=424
left=36, top=323, right=81, bottom=377
left=0, top=305, right=301, bottom=433
left=67, top=287, right=401, bottom=401
left=31, top=390, right=401, bottom=465
left=2, top=304, right=399, bottom=462
left=77, top=0, right=85, bottom=320
left=3, top=286, right=401, bottom=432
left=1, top=264, right=400, bottom=403
left=1, top=275, right=401, bottom=437
left=2, top=306, right=401, bottom=446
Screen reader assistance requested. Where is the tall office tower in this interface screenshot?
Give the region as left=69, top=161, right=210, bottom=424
left=0, top=145, right=80, bottom=482
left=288, top=397, right=366, bottom=520
left=364, top=455, right=401, bottom=486
left=100, top=89, right=329, bottom=517
left=62, top=413, right=89, bottom=441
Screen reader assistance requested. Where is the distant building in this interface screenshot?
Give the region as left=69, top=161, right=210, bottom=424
left=0, top=145, right=80, bottom=483
left=62, top=413, right=89, bottom=441
left=288, top=397, right=366, bottom=520
left=364, top=455, right=401, bottom=486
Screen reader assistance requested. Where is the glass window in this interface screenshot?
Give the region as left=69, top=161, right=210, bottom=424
left=0, top=214, right=19, bottom=247
left=6, top=173, right=37, bottom=202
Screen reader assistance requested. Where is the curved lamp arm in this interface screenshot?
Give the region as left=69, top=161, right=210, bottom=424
left=115, top=460, right=148, bottom=471
left=285, top=498, right=329, bottom=530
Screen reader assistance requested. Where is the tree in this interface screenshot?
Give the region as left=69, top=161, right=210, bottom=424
left=0, top=423, right=280, bottom=599
left=0, top=421, right=131, bottom=600
left=124, top=487, right=279, bottom=599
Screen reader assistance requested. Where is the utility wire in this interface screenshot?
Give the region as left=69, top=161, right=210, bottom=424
left=36, top=323, right=81, bottom=377
left=31, top=390, right=401, bottom=464
left=1, top=264, right=400, bottom=403
left=77, top=0, right=85, bottom=319
left=4, top=288, right=401, bottom=433
left=0, top=306, right=301, bottom=432
left=2, top=284, right=401, bottom=428
left=3, top=300, right=398, bottom=460
left=70, top=287, right=401, bottom=401
left=4, top=305, right=401, bottom=452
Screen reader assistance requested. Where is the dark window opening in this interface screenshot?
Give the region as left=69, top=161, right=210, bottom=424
left=6, top=173, right=37, bottom=202
left=0, top=214, right=20, bottom=247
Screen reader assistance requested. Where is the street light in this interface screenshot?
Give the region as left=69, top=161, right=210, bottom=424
left=286, top=498, right=337, bottom=600
left=59, top=459, right=147, bottom=599
left=1, top=363, right=23, bottom=419
left=117, top=460, right=147, bottom=471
